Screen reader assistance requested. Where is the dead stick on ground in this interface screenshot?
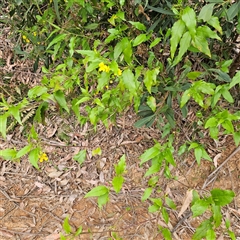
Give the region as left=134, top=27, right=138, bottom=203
left=202, top=146, right=240, bottom=189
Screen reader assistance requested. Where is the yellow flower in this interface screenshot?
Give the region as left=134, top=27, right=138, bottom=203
left=22, top=35, right=27, bottom=40
left=33, top=32, right=37, bottom=36
left=105, top=85, right=109, bottom=89
left=117, top=68, right=122, bottom=76
left=39, top=153, right=48, bottom=162
left=99, top=62, right=110, bottom=73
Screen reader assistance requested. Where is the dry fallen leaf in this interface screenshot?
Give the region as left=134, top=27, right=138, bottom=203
left=178, top=189, right=193, bottom=218
left=213, top=153, right=222, bottom=168
left=45, top=233, right=60, bottom=240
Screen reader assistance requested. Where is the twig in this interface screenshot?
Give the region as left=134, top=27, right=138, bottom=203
left=202, top=146, right=240, bottom=189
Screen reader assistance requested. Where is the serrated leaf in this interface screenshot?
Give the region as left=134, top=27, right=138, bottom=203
left=63, top=216, right=71, bottom=234
left=211, top=189, right=235, bottom=206
left=192, top=33, right=211, bottom=57
left=222, top=120, right=234, bottom=133
left=28, top=148, right=40, bottom=169
left=8, top=106, right=22, bottom=125
left=181, top=7, right=196, bottom=36
left=141, top=187, right=152, bottom=201
left=53, top=90, right=69, bottom=113
left=198, top=26, right=221, bottom=41
left=198, top=3, right=215, bottom=22
left=85, top=185, right=109, bottom=198
left=112, top=176, right=124, bottom=193
left=73, top=150, right=86, bottom=166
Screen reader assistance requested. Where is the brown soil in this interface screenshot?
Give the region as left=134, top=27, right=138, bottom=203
left=1, top=24, right=240, bottom=240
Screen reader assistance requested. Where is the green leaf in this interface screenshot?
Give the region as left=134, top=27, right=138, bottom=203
left=233, top=132, right=240, bottom=146
left=114, top=40, right=123, bottom=60
left=207, top=16, right=222, bottom=34
left=222, top=89, right=234, bottom=103
left=201, top=148, right=212, bottom=162
left=132, top=34, right=147, bottom=47
left=147, top=96, right=156, bottom=112
left=28, top=86, right=48, bottom=99
left=159, top=228, right=172, bottom=240
left=0, top=114, right=7, bottom=139
left=222, top=120, right=234, bottom=133
left=206, top=228, right=216, bottom=240
left=170, top=19, right=186, bottom=58
left=47, top=34, right=67, bottom=50
left=134, top=115, right=155, bottom=128
left=178, top=143, right=187, bottom=155
left=85, top=185, right=109, bottom=198
left=140, top=143, right=160, bottom=165
left=194, top=147, right=202, bottom=165
left=173, top=31, right=191, bottom=66
left=112, top=176, right=124, bottom=193
left=181, top=7, right=196, bottom=36
left=121, top=38, right=132, bottom=64
left=129, top=21, right=146, bottom=31
left=144, top=157, right=162, bottom=177
left=192, top=219, right=212, bottom=240
left=180, top=89, right=191, bottom=107
left=150, top=37, right=161, bottom=48
left=97, top=192, right=109, bottom=208
left=141, top=187, right=153, bottom=201
left=63, top=216, right=71, bottom=234
left=229, top=71, right=240, bottom=89
left=8, top=106, right=22, bottom=125
left=0, top=148, right=17, bottom=160
left=212, top=204, right=221, bottom=227
left=122, top=69, right=137, bottom=94
left=198, top=3, right=215, bottom=22
left=227, top=2, right=240, bottom=21
left=211, top=189, right=235, bottom=206
left=97, top=72, right=110, bottom=91
left=192, top=33, right=211, bottom=57
left=28, top=148, right=40, bottom=169
left=84, top=23, right=99, bottom=30
left=144, top=68, right=159, bottom=93
left=16, top=144, right=32, bottom=158
left=198, top=26, right=221, bottom=41
left=75, top=226, right=83, bottom=236
left=205, top=117, right=217, bottom=128
left=162, top=207, right=169, bottom=224
left=164, top=148, right=176, bottom=166
left=92, top=147, right=102, bottom=156
left=53, top=90, right=69, bottom=113
left=75, top=96, right=91, bottom=105
left=115, top=154, right=126, bottom=175
left=191, top=199, right=211, bottom=217
left=209, top=127, right=219, bottom=139
left=165, top=197, right=176, bottom=210
left=73, top=150, right=86, bottom=166
left=148, top=204, right=160, bottom=213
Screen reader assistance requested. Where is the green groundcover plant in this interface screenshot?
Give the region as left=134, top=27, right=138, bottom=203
left=1, top=0, right=240, bottom=238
